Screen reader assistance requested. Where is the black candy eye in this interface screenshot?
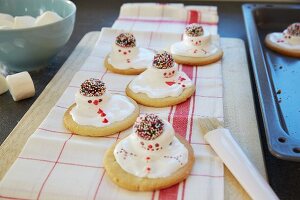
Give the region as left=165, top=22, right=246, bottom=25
left=118, top=49, right=121, bottom=52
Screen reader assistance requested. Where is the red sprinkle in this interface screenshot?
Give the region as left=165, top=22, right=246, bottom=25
left=102, top=118, right=108, bottom=123
left=155, top=143, right=159, bottom=147
left=101, top=112, right=106, bottom=117
left=97, top=108, right=103, bottom=114
left=147, top=167, right=151, bottom=171
left=148, top=144, right=153, bottom=149
left=146, top=157, right=150, bottom=160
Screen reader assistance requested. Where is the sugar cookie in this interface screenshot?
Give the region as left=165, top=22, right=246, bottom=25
left=64, top=78, right=140, bottom=136
left=126, top=51, right=195, bottom=107
left=105, top=32, right=155, bottom=75
left=170, top=23, right=223, bottom=65
left=104, top=114, right=195, bottom=191
left=265, top=23, right=300, bottom=58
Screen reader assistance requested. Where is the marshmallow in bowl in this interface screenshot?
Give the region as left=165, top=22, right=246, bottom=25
left=0, top=11, right=62, bottom=29
left=35, top=11, right=63, bottom=26
left=14, top=16, right=35, bottom=29
left=0, top=74, right=8, bottom=95
left=0, top=13, right=14, bottom=29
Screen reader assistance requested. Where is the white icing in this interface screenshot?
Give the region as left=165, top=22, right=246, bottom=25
left=108, top=43, right=155, bottom=70
left=114, top=119, right=189, bottom=178
left=128, top=65, right=193, bottom=98
left=268, top=32, right=300, bottom=51
left=170, top=29, right=219, bottom=58
left=70, top=91, right=136, bottom=127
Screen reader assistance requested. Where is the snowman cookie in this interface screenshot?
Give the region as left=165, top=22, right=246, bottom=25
left=105, top=33, right=155, bottom=75
left=64, top=78, right=140, bottom=136
left=170, top=23, right=223, bottom=66
left=104, top=114, right=195, bottom=191
left=126, top=51, right=195, bottom=107
left=265, top=23, right=300, bottom=58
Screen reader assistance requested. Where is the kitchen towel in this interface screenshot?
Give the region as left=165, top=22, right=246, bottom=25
left=0, top=4, right=223, bottom=200
left=113, top=3, right=218, bottom=34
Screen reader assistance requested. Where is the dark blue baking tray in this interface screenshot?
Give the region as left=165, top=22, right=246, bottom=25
left=243, top=4, right=300, bottom=161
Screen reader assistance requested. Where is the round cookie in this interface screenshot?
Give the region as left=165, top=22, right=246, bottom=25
left=265, top=33, right=300, bottom=58
left=104, top=133, right=195, bottom=191
left=126, top=83, right=195, bottom=107
left=64, top=78, right=140, bottom=137
left=126, top=51, right=196, bottom=107
left=170, top=23, right=223, bottom=66
left=64, top=98, right=139, bottom=137
left=105, top=32, right=155, bottom=75
left=104, top=55, right=146, bottom=75
left=172, top=48, right=223, bottom=66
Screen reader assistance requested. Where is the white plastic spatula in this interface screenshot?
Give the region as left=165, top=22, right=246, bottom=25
left=200, top=118, right=279, bottom=200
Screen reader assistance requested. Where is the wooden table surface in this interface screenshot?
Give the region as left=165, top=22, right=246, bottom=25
left=1, top=1, right=300, bottom=199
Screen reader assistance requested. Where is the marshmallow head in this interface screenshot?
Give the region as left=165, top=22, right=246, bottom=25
left=115, top=32, right=136, bottom=48
left=152, top=51, right=174, bottom=69
left=152, top=51, right=176, bottom=78
left=183, top=23, right=212, bottom=46
left=287, top=23, right=300, bottom=37
left=134, top=114, right=164, bottom=141
left=133, top=114, right=174, bottom=152
left=112, top=33, right=138, bottom=58
left=75, top=79, right=107, bottom=117
left=80, top=78, right=106, bottom=97
left=283, top=23, right=300, bottom=45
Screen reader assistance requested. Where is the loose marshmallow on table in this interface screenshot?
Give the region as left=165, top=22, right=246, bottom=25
left=0, top=13, right=14, bottom=29
left=6, top=71, right=35, bottom=101
left=35, top=11, right=62, bottom=26
left=0, top=74, right=8, bottom=95
left=14, top=16, right=35, bottom=29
